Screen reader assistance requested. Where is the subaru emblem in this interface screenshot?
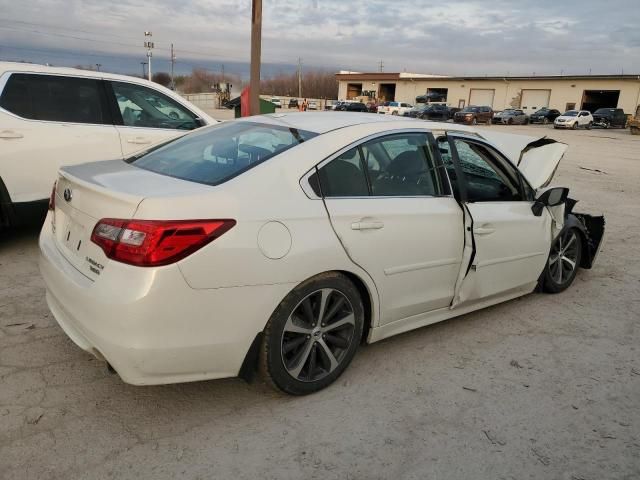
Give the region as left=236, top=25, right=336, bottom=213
left=63, top=188, right=72, bottom=202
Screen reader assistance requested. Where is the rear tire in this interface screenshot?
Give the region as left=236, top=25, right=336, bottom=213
left=542, top=227, right=582, bottom=293
left=260, top=272, right=364, bottom=395
left=586, top=121, right=592, bottom=130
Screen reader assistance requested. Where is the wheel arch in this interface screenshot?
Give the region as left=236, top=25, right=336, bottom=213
left=238, top=268, right=378, bottom=383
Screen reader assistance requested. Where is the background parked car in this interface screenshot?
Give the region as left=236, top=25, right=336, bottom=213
left=554, top=110, right=593, bottom=129
left=377, top=101, right=413, bottom=116
left=492, top=108, right=528, bottom=125
left=366, top=101, right=380, bottom=113
left=420, top=104, right=451, bottom=121
left=271, top=98, right=282, bottom=108
left=0, top=62, right=214, bottom=228
left=592, top=108, right=626, bottom=128
left=308, top=100, right=318, bottom=110
left=337, top=102, right=368, bottom=112
left=403, top=104, right=429, bottom=118
left=288, top=99, right=299, bottom=109
left=529, top=108, right=561, bottom=124
left=454, top=105, right=493, bottom=125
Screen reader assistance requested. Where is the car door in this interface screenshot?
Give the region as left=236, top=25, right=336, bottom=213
left=315, top=132, right=464, bottom=324
left=437, top=134, right=552, bottom=304
left=0, top=72, right=122, bottom=204
left=106, top=80, right=201, bottom=157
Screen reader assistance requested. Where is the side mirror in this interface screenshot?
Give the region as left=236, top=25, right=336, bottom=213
left=194, top=117, right=206, bottom=128
left=531, top=187, right=569, bottom=216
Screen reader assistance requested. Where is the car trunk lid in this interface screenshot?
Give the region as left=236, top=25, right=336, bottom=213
left=51, top=159, right=212, bottom=279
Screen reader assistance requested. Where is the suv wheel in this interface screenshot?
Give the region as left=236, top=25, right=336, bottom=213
left=260, top=272, right=364, bottom=395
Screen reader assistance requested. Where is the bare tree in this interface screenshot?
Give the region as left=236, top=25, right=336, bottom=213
left=261, top=70, right=338, bottom=98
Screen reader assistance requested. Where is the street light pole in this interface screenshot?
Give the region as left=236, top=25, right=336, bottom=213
left=249, top=0, right=262, bottom=115
left=144, top=31, right=154, bottom=81
left=140, top=61, right=147, bottom=78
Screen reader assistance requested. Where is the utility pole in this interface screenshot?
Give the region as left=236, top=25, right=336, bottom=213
left=144, top=31, right=154, bottom=81
left=170, top=43, right=176, bottom=90
left=249, top=0, right=262, bottom=115
left=297, top=57, right=302, bottom=98
left=221, top=64, right=225, bottom=82
left=140, top=61, right=147, bottom=78
left=379, top=60, right=384, bottom=72
left=95, top=63, right=101, bottom=71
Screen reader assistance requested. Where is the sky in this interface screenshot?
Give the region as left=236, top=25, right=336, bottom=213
left=1, top=0, right=639, bottom=78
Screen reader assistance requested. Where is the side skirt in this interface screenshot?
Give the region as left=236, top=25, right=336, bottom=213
left=368, top=282, right=537, bottom=343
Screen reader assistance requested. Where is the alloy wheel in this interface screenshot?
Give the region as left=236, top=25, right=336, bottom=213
left=548, top=230, right=579, bottom=285
left=280, top=288, right=356, bottom=382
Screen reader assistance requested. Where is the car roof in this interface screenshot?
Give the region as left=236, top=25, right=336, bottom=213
left=0, top=61, right=168, bottom=89
left=234, top=111, right=433, bottom=134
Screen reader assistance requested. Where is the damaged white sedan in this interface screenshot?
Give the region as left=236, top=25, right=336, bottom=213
left=39, top=112, right=605, bottom=395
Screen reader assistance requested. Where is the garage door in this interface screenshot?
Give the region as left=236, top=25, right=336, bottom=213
left=521, top=89, right=551, bottom=115
left=469, top=89, right=495, bottom=107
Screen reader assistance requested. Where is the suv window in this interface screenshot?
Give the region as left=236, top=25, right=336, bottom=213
left=452, top=139, right=522, bottom=202
left=110, top=81, right=199, bottom=130
left=129, top=121, right=316, bottom=186
left=317, top=133, right=443, bottom=198
left=0, top=73, right=109, bottom=124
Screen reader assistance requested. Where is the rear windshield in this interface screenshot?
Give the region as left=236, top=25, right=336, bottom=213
left=564, top=111, right=578, bottom=116
left=128, top=121, right=317, bottom=186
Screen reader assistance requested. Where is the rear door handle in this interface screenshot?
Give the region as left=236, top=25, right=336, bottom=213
left=351, top=221, right=384, bottom=230
left=0, top=130, right=24, bottom=139
left=126, top=137, right=151, bottom=145
left=473, top=226, right=496, bottom=235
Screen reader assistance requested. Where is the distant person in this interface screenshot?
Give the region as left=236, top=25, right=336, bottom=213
left=302, top=99, right=308, bottom=111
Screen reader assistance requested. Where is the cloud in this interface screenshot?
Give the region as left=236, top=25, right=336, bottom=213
left=0, top=0, right=639, bottom=76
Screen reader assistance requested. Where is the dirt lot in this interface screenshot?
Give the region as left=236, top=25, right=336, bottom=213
left=1, top=122, right=639, bottom=480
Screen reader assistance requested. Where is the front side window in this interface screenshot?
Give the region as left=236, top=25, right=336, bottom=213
left=0, top=73, right=108, bottom=124
left=111, top=81, right=199, bottom=130
left=129, top=121, right=316, bottom=186
left=316, top=133, right=444, bottom=198
left=452, top=139, right=522, bottom=202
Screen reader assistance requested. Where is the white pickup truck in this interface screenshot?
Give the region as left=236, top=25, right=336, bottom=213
left=377, top=101, right=413, bottom=115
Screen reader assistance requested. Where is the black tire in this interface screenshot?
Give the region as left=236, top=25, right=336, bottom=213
left=572, top=121, right=579, bottom=130
left=603, top=119, right=610, bottom=129
left=543, top=117, right=549, bottom=125
left=472, top=117, right=477, bottom=125
left=586, top=121, right=592, bottom=130
left=260, top=272, right=364, bottom=395
left=542, top=227, right=582, bottom=293
left=508, top=118, right=514, bottom=125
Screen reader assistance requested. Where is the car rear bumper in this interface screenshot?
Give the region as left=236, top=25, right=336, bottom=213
left=39, top=215, right=295, bottom=386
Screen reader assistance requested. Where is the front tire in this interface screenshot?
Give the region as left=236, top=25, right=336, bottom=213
left=260, top=272, right=364, bottom=395
left=586, top=121, right=592, bottom=130
left=572, top=121, right=579, bottom=130
left=543, top=117, right=549, bottom=125
left=542, top=228, right=582, bottom=293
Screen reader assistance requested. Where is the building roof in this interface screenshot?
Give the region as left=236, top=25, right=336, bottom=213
left=336, top=71, right=640, bottom=82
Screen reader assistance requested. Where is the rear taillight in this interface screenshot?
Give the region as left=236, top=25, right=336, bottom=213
left=48, top=182, right=57, bottom=211
left=91, top=218, right=236, bottom=267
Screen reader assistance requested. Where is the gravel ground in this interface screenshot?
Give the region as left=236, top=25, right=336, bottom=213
left=1, top=123, right=639, bottom=480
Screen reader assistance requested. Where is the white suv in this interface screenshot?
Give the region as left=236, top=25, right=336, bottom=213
left=554, top=110, right=593, bottom=130
left=377, top=101, right=413, bottom=116
left=0, top=62, right=215, bottom=228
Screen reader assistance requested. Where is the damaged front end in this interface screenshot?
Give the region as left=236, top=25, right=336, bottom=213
left=565, top=198, right=606, bottom=268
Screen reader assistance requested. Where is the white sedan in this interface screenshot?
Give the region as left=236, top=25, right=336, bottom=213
left=39, top=113, right=605, bottom=395
left=554, top=110, right=594, bottom=129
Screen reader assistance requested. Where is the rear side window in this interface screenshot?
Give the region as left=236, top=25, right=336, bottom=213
left=0, top=73, right=109, bottom=124
left=128, top=121, right=317, bottom=186
left=316, top=133, right=445, bottom=198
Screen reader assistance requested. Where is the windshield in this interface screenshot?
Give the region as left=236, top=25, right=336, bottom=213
left=462, top=107, right=480, bottom=112
left=534, top=109, right=549, bottom=114
left=502, top=109, right=516, bottom=114
left=128, top=121, right=317, bottom=186
left=564, top=111, right=578, bottom=117
left=594, top=108, right=615, bottom=114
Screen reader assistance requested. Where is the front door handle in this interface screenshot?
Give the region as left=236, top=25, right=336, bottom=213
left=126, top=137, right=151, bottom=145
left=473, top=226, right=496, bottom=235
left=351, top=221, right=384, bottom=230
left=0, top=130, right=24, bottom=139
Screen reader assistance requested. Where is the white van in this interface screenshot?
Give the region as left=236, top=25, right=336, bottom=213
left=0, top=62, right=216, bottom=228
